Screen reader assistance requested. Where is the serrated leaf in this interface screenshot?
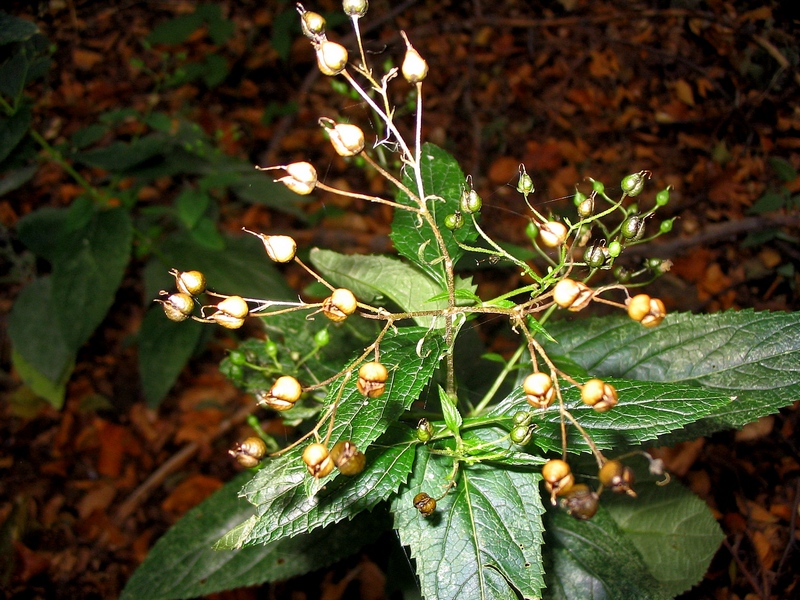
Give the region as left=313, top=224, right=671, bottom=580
left=543, top=311, right=800, bottom=442
left=228, top=329, right=446, bottom=548
left=390, top=143, right=479, bottom=287
left=490, top=378, right=732, bottom=453
left=543, top=505, right=668, bottom=600
left=604, top=478, right=724, bottom=597
left=51, top=207, right=132, bottom=350
left=138, top=306, right=205, bottom=407
left=121, top=471, right=391, bottom=600
left=310, top=248, right=477, bottom=327
left=393, top=443, right=546, bottom=600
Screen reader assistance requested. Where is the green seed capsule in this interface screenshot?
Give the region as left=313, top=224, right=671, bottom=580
left=614, top=265, right=632, bottom=283
left=584, top=245, right=608, bottom=268
left=460, top=188, right=482, bottom=214
left=621, top=172, right=646, bottom=197
left=621, top=215, right=644, bottom=240
left=416, top=418, right=434, bottom=443
left=314, top=328, right=331, bottom=348
left=590, top=179, right=605, bottom=194
left=525, top=220, right=539, bottom=241
left=510, top=425, right=533, bottom=445
left=512, top=411, right=532, bottom=427
left=444, top=212, right=464, bottom=230
left=660, top=218, right=675, bottom=234
left=656, top=188, right=670, bottom=206
left=608, top=240, right=622, bottom=258
left=517, top=171, right=534, bottom=195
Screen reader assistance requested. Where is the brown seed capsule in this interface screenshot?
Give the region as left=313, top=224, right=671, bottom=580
left=158, top=292, right=194, bottom=322
left=217, top=296, right=249, bottom=319
left=580, top=379, right=618, bottom=413
left=538, top=221, right=568, bottom=248
left=627, top=294, right=666, bottom=328
left=330, top=440, right=366, bottom=476
left=357, top=361, right=389, bottom=398
left=322, top=288, right=358, bottom=322
left=258, top=375, right=303, bottom=411
left=560, top=483, right=599, bottom=520
left=262, top=162, right=318, bottom=195
left=413, top=492, right=436, bottom=517
left=542, top=459, right=575, bottom=505
left=229, top=436, right=267, bottom=468
left=316, top=40, right=348, bottom=76
left=172, top=270, right=206, bottom=296
left=599, top=460, right=636, bottom=497
left=323, top=120, right=365, bottom=157
left=400, top=31, right=428, bottom=83
left=242, top=230, right=297, bottom=263
left=300, top=10, right=326, bottom=40
left=552, top=279, right=593, bottom=311
left=302, top=443, right=334, bottom=478
left=523, top=372, right=555, bottom=409
left=211, top=314, right=246, bottom=329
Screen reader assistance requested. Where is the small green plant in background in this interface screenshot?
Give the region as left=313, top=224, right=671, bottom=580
left=122, top=3, right=800, bottom=599
left=3, top=8, right=307, bottom=409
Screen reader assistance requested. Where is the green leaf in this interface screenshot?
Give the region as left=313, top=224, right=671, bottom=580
left=0, top=50, right=29, bottom=104
left=0, top=12, right=38, bottom=45
left=309, top=248, right=477, bottom=327
left=227, top=328, right=445, bottom=548
left=229, top=171, right=309, bottom=219
left=188, top=216, right=225, bottom=249
left=0, top=164, right=37, bottom=197
left=490, top=378, right=732, bottom=453
left=543, top=505, right=668, bottom=600
left=768, top=156, right=797, bottom=182
left=604, top=478, right=724, bottom=597
left=438, top=386, right=462, bottom=436
left=75, top=135, right=171, bottom=171
left=543, top=311, right=800, bottom=443
left=51, top=207, right=133, bottom=350
left=11, top=348, right=71, bottom=408
left=121, top=471, right=391, bottom=600
left=8, top=276, right=75, bottom=402
left=146, top=13, right=203, bottom=45
left=390, top=143, right=479, bottom=287
left=175, top=187, right=210, bottom=229
left=747, top=189, right=786, bottom=215
left=138, top=306, right=205, bottom=407
left=0, top=106, right=31, bottom=164
left=393, top=443, right=546, bottom=600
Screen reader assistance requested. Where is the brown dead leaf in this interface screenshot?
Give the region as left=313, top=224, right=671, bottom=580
left=72, top=48, right=104, bottom=70
left=674, top=79, right=695, bottom=107
left=77, top=481, right=117, bottom=519
left=161, top=474, right=223, bottom=515
left=96, top=420, right=126, bottom=478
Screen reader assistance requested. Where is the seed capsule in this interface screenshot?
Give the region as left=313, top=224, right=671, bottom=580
left=413, top=492, right=436, bottom=516
left=510, top=424, right=533, bottom=445
left=171, top=270, right=206, bottom=296
left=316, top=41, right=348, bottom=76
left=400, top=32, right=428, bottom=83
left=299, top=9, right=326, bottom=40
left=261, top=162, right=318, bottom=195
left=580, top=379, right=618, bottom=412
left=258, top=375, right=302, bottom=411
left=217, top=296, right=249, bottom=319
left=552, top=278, right=593, bottom=312
left=229, top=436, right=267, bottom=468
left=583, top=245, right=608, bottom=268
left=627, top=294, right=666, bottom=327
left=416, top=418, right=434, bottom=442
left=460, top=188, right=482, bottom=214
left=322, top=120, right=365, bottom=156
left=243, top=229, right=297, bottom=263
left=599, top=460, right=636, bottom=497
left=444, top=212, right=464, bottom=230
left=330, top=440, right=366, bottom=476
left=538, top=221, right=567, bottom=248
left=560, top=483, right=599, bottom=520
left=158, top=292, right=194, bottom=322
left=357, top=361, right=389, bottom=398
left=542, top=459, right=575, bottom=504
left=303, top=443, right=334, bottom=478
left=621, top=215, right=645, bottom=240
left=343, top=0, right=368, bottom=18
left=523, top=372, right=555, bottom=409
left=322, top=288, right=358, bottom=322
left=621, top=171, right=648, bottom=197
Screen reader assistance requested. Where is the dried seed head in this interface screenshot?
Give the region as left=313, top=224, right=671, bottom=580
left=171, top=269, right=206, bottom=296
left=580, top=378, right=618, bottom=412
left=357, top=361, right=389, bottom=398
left=542, top=459, right=575, bottom=504
left=243, top=229, right=297, bottom=263
left=316, top=40, right=348, bottom=76
left=627, top=294, right=666, bottom=327
left=302, top=443, right=334, bottom=478
left=413, top=492, right=436, bottom=516
left=552, top=278, right=593, bottom=311
left=322, top=120, right=365, bottom=156
left=599, top=460, right=637, bottom=497
left=400, top=31, right=428, bottom=83
left=299, top=9, right=326, bottom=41
left=211, top=313, right=246, bottom=329
left=229, top=436, right=268, bottom=468
left=343, top=0, right=368, bottom=18
left=523, top=372, right=555, bottom=409
left=322, top=288, right=358, bottom=322
left=158, top=292, right=194, bottom=322
left=330, top=440, right=366, bottom=475
left=538, top=221, right=568, bottom=247
left=258, top=375, right=303, bottom=411
left=560, top=483, right=599, bottom=520
left=217, top=296, right=249, bottom=319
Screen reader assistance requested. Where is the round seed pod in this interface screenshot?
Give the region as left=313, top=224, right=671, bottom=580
left=260, top=234, right=297, bottom=263
left=229, top=436, right=267, bottom=468
left=343, top=0, right=368, bottom=18
left=560, top=483, right=599, bottom=520
left=217, top=296, right=249, bottom=319
left=542, top=459, right=575, bottom=504
left=326, top=122, right=365, bottom=156
left=580, top=379, right=618, bottom=412
left=330, top=440, right=366, bottom=476
left=401, top=33, right=428, bottom=83
left=552, top=279, right=593, bottom=312
left=211, top=314, right=246, bottom=329
left=510, top=425, right=533, bottom=445
left=539, top=221, right=567, bottom=248
left=599, top=460, right=636, bottom=497
left=322, top=288, right=358, bottom=322
left=621, top=215, right=645, bottom=240
left=172, top=270, right=206, bottom=296
left=413, top=492, right=436, bottom=516
left=316, top=41, right=348, bottom=76
left=621, top=172, right=647, bottom=197
left=258, top=375, right=302, bottom=411
left=627, top=294, right=666, bottom=327
left=416, top=418, right=434, bottom=443
left=444, top=212, right=464, bottom=230
left=523, top=372, right=555, bottom=409
left=357, top=361, right=389, bottom=398
left=272, top=162, right=318, bottom=195
left=300, top=10, right=326, bottom=40
left=302, top=443, right=334, bottom=478
left=159, top=292, right=194, bottom=322
left=584, top=245, right=608, bottom=268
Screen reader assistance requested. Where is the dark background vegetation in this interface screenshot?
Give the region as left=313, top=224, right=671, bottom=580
left=1, top=0, right=798, bottom=598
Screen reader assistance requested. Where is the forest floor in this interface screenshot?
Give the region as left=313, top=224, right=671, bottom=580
left=2, top=0, right=799, bottom=598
